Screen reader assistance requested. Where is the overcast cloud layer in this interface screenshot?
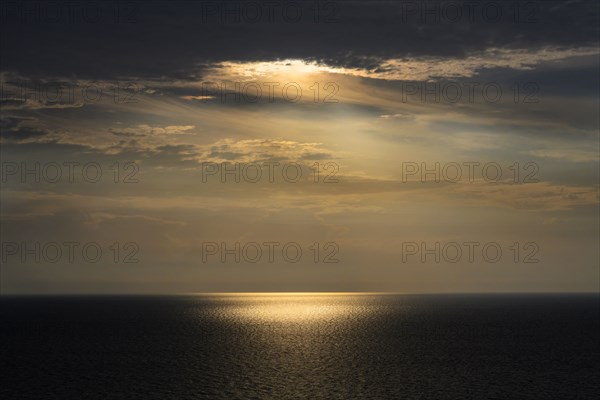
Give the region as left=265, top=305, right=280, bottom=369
left=1, top=0, right=598, bottom=294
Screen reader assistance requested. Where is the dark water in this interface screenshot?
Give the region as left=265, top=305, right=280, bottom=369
left=1, top=294, right=598, bottom=399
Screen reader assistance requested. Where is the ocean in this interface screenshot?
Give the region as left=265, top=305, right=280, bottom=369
left=1, top=293, right=598, bottom=399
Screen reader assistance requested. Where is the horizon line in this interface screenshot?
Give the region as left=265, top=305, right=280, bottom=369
left=1, top=291, right=599, bottom=297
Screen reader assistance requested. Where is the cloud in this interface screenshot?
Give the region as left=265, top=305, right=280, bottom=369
left=0, top=116, right=52, bottom=142
left=378, top=113, right=414, bottom=120
left=180, top=95, right=216, bottom=101
left=198, top=139, right=335, bottom=163
left=109, top=124, right=195, bottom=137
left=209, top=47, right=599, bottom=83
left=447, top=181, right=600, bottom=211
left=527, top=148, right=600, bottom=163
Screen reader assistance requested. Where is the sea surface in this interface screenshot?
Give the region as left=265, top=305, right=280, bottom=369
left=1, top=293, right=599, bottom=399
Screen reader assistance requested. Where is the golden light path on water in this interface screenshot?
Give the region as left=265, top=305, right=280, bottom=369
left=181, top=293, right=392, bottom=398
left=189, top=293, right=385, bottom=323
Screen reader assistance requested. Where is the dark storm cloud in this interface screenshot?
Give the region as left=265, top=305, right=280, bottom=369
left=0, top=116, right=29, bottom=129
left=0, top=99, right=27, bottom=108
left=0, top=116, right=51, bottom=141
left=1, top=0, right=598, bottom=80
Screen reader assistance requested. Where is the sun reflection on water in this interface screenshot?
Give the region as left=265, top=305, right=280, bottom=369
left=201, top=293, right=375, bottom=323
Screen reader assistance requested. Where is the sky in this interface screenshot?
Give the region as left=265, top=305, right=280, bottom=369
left=0, top=0, right=598, bottom=294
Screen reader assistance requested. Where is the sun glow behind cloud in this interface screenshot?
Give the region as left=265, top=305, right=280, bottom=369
left=209, top=47, right=599, bottom=82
